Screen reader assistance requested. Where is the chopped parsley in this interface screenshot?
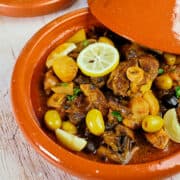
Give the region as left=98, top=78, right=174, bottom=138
left=67, top=87, right=81, bottom=101
left=111, top=111, right=123, bottom=122
left=82, top=40, right=89, bottom=47
left=158, top=68, right=164, bottom=75
left=175, top=86, right=180, bottom=98
left=57, top=82, right=68, bottom=87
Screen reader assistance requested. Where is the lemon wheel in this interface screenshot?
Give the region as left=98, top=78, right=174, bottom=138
left=77, top=42, right=120, bottom=77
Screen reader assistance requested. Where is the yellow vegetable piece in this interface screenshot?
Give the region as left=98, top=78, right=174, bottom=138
left=86, top=109, right=105, bottom=136
left=126, top=66, right=144, bottom=83
left=47, top=93, right=66, bottom=108
left=67, top=29, right=86, bottom=43
left=46, top=42, right=76, bottom=68
left=77, top=42, right=120, bottom=77
left=53, top=56, right=78, bottom=82
left=164, top=53, right=176, bottom=65
left=44, top=110, right=62, bottom=131
left=62, top=121, right=77, bottom=135
left=155, top=74, right=173, bottom=90
left=140, top=80, right=152, bottom=94
left=129, top=96, right=149, bottom=120
left=143, top=90, right=159, bottom=115
left=98, top=36, right=114, bottom=46
left=55, top=129, right=87, bottom=151
left=130, top=82, right=138, bottom=93
left=142, top=115, right=164, bottom=133
left=51, top=82, right=74, bottom=95
left=163, top=108, right=180, bottom=143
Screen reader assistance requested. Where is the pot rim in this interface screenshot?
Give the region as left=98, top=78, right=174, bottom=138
left=11, top=8, right=180, bottom=180
left=0, top=0, right=75, bottom=17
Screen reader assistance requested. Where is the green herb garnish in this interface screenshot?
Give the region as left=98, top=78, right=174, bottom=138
left=67, top=87, right=81, bottom=101
left=82, top=40, right=89, bottom=47
left=57, top=82, right=68, bottom=87
left=111, top=111, right=123, bottom=122
left=175, top=86, right=180, bottom=98
left=158, top=68, right=164, bottom=75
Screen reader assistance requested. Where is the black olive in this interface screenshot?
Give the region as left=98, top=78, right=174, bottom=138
left=85, top=140, right=97, bottom=153
left=162, top=94, right=179, bottom=108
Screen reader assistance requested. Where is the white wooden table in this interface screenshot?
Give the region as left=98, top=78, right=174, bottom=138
left=0, top=0, right=179, bottom=179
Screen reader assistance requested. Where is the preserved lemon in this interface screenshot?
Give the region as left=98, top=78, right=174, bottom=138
left=163, top=108, right=180, bottom=143
left=53, top=56, right=78, bottom=82
left=55, top=129, right=87, bottom=151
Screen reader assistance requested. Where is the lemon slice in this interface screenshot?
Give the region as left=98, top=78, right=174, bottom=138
left=163, top=108, right=180, bottom=143
left=46, top=42, right=76, bottom=68
left=55, top=129, right=87, bottom=151
left=77, top=42, right=120, bottom=77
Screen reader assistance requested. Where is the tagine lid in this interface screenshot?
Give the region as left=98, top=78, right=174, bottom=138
left=0, top=0, right=75, bottom=17
left=88, top=0, right=180, bottom=54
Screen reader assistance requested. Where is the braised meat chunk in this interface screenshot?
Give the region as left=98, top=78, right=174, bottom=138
left=80, top=84, right=108, bottom=116
left=107, top=59, right=138, bottom=96
left=97, top=125, right=138, bottom=164
left=145, top=129, right=169, bottom=149
left=138, top=55, right=159, bottom=81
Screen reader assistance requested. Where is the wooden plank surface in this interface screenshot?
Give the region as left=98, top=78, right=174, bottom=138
left=0, top=1, right=86, bottom=179
left=0, top=0, right=179, bottom=179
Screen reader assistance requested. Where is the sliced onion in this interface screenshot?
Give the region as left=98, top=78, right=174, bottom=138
left=163, top=108, right=180, bottom=143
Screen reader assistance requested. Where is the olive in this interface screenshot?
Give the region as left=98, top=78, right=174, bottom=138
left=44, top=110, right=62, bottom=131
left=86, top=109, right=105, bottom=136
left=164, top=53, right=176, bottom=65
left=162, top=95, right=179, bottom=108
left=155, top=74, right=173, bottom=90
left=142, top=115, right=164, bottom=133
left=85, top=140, right=97, bottom=153
left=62, top=121, right=77, bottom=135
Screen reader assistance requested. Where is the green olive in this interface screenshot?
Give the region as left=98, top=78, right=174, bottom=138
left=62, top=121, right=77, bottom=134
left=44, top=110, right=62, bottom=130
left=86, top=109, right=105, bottom=136
left=142, top=115, right=164, bottom=133
left=155, top=74, right=173, bottom=90
left=164, top=53, right=176, bottom=65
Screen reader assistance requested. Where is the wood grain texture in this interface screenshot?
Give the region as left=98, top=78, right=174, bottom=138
left=0, top=0, right=179, bottom=179
left=0, top=1, right=86, bottom=179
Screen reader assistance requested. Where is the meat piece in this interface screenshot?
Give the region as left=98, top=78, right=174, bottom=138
left=121, top=43, right=145, bottom=60
left=138, top=55, right=159, bottom=81
left=90, top=76, right=107, bottom=88
left=107, top=109, right=119, bottom=127
left=145, top=129, right=169, bottom=149
left=103, top=131, right=119, bottom=152
left=74, top=74, right=90, bottom=85
left=108, top=97, right=131, bottom=117
left=115, top=124, right=135, bottom=140
left=122, top=116, right=142, bottom=129
left=97, top=144, right=138, bottom=164
left=107, top=59, right=138, bottom=96
left=66, top=95, right=89, bottom=125
left=107, top=54, right=159, bottom=97
left=98, top=124, right=138, bottom=164
left=80, top=84, right=108, bottom=116
left=44, top=69, right=59, bottom=95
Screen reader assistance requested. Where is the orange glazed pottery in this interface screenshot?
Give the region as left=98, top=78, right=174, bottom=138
left=11, top=8, right=180, bottom=180
left=89, top=0, right=180, bottom=54
left=0, top=0, right=75, bottom=17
